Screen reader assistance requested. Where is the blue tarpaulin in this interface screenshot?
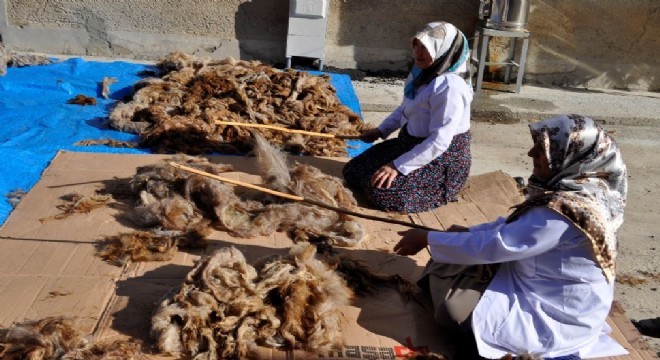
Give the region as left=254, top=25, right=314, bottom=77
left=0, top=58, right=367, bottom=226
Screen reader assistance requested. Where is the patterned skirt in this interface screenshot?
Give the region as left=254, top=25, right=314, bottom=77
left=342, top=127, right=471, bottom=213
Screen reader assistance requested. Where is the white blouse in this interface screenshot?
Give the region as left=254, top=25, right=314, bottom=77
left=426, top=207, right=616, bottom=359
left=377, top=73, right=472, bottom=175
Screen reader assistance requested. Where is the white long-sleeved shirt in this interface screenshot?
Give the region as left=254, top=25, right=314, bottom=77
left=427, top=207, right=615, bottom=359
left=377, top=73, right=472, bottom=175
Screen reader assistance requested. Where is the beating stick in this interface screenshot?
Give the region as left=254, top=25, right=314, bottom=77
left=169, top=162, right=437, bottom=231
left=214, top=120, right=362, bottom=140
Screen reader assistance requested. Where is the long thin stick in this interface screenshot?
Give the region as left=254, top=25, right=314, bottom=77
left=170, top=162, right=304, bottom=201
left=169, top=162, right=437, bottom=231
left=214, top=120, right=362, bottom=140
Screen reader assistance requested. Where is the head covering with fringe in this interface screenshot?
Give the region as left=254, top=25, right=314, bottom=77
left=507, top=114, right=627, bottom=283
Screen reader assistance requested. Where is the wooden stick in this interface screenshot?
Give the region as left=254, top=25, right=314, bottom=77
left=169, top=162, right=437, bottom=232
left=169, top=162, right=304, bottom=201
left=214, top=120, right=362, bottom=140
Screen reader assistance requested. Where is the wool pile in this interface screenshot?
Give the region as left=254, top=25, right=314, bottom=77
left=151, top=243, right=353, bottom=359
left=0, top=316, right=147, bottom=359
left=98, top=134, right=365, bottom=264
left=108, top=52, right=363, bottom=156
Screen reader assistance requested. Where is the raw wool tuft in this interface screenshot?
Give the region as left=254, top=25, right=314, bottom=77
left=288, top=161, right=356, bottom=207
left=107, top=52, right=362, bottom=156
left=253, top=133, right=291, bottom=191
left=74, top=138, right=138, bottom=148
left=156, top=51, right=211, bottom=73
left=97, top=225, right=211, bottom=266
left=128, top=154, right=235, bottom=231
left=0, top=43, right=54, bottom=76
left=211, top=138, right=366, bottom=247
left=73, top=340, right=148, bottom=359
left=108, top=102, right=150, bottom=134
left=151, top=243, right=353, bottom=359
left=6, top=189, right=27, bottom=208
left=40, top=192, right=113, bottom=222
left=318, top=248, right=419, bottom=301
left=6, top=53, right=54, bottom=68
left=242, top=133, right=365, bottom=246
left=0, top=316, right=147, bottom=360
left=67, top=94, right=97, bottom=106
left=101, top=77, right=118, bottom=99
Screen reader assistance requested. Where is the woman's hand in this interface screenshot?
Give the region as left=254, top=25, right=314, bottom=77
left=359, top=128, right=382, bottom=143
left=393, top=229, right=429, bottom=256
left=371, top=162, right=398, bottom=189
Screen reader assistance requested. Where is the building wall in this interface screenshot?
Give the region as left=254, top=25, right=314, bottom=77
left=1, top=0, right=658, bottom=91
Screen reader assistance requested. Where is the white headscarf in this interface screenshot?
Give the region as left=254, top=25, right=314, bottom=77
left=412, top=21, right=469, bottom=77
left=404, top=21, right=470, bottom=99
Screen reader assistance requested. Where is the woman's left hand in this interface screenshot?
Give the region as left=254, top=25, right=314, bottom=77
left=393, top=229, right=429, bottom=256
left=371, top=162, right=398, bottom=189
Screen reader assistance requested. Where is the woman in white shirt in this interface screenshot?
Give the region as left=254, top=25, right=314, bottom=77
left=393, top=115, right=628, bottom=359
left=343, top=21, right=473, bottom=213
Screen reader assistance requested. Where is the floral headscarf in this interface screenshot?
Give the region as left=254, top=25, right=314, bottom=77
left=508, top=114, right=628, bottom=282
left=404, top=21, right=470, bottom=99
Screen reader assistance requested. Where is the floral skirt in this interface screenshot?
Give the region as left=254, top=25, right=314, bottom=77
left=342, top=127, right=471, bottom=213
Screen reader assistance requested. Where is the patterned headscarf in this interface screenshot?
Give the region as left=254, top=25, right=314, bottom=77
left=508, top=114, right=628, bottom=283
left=404, top=21, right=470, bottom=99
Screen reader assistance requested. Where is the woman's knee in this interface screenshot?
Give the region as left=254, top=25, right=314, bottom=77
left=366, top=188, right=410, bottom=212
left=342, top=160, right=361, bottom=186
left=434, top=299, right=465, bottom=333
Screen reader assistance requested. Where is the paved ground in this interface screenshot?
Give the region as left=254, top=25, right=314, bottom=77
left=353, top=78, right=660, bottom=354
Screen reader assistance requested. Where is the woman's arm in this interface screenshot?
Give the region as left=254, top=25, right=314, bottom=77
left=394, top=208, right=571, bottom=264
left=429, top=207, right=570, bottom=264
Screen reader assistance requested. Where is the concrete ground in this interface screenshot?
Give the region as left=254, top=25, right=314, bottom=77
left=353, top=78, right=660, bottom=354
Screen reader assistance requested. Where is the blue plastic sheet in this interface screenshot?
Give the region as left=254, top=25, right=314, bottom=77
left=0, top=58, right=367, bottom=226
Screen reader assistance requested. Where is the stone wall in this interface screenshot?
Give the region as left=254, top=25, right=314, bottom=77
left=1, top=0, right=658, bottom=90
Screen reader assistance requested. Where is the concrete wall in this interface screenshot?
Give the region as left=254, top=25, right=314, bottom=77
left=1, top=0, right=658, bottom=91
left=525, top=0, right=659, bottom=91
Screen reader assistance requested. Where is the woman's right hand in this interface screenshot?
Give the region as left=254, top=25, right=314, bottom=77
left=393, top=229, right=429, bottom=256
left=359, top=128, right=383, bottom=143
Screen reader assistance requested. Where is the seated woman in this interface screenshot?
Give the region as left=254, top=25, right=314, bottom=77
left=343, top=21, right=473, bottom=213
left=393, top=114, right=628, bottom=359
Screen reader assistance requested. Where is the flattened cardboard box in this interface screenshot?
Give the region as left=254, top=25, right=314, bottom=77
left=0, top=151, right=650, bottom=359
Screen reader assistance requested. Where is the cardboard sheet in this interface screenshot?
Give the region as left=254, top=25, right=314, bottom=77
left=0, top=151, right=651, bottom=359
